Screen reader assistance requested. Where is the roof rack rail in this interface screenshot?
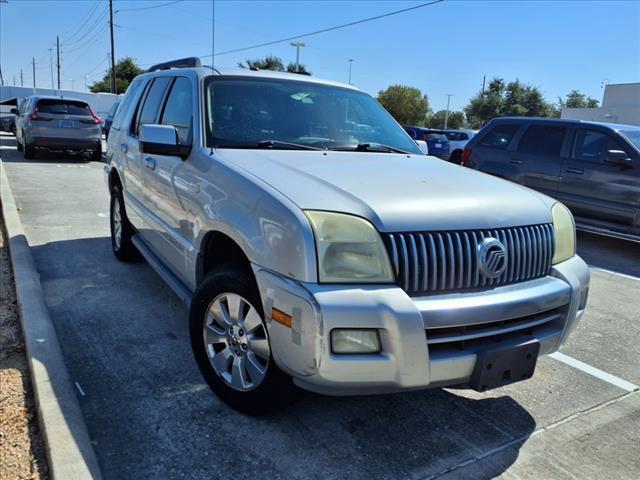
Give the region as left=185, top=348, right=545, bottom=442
left=147, top=57, right=201, bottom=73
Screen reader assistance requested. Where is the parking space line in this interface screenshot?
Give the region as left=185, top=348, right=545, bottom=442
left=549, top=352, right=639, bottom=392
left=589, top=265, right=640, bottom=282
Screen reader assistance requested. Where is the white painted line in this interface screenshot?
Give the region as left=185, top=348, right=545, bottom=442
left=589, top=266, right=640, bottom=282
left=549, top=352, right=639, bottom=392
left=75, top=381, right=86, bottom=397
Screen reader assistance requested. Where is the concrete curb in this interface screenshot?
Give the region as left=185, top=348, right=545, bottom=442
left=1, top=161, right=103, bottom=480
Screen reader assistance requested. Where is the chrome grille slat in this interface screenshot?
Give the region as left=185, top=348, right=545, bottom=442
left=385, top=224, right=554, bottom=295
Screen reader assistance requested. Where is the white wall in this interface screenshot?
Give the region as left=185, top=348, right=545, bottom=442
left=561, top=83, right=640, bottom=127
left=0, top=85, right=120, bottom=118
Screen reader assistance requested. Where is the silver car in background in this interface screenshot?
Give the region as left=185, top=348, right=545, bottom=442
left=14, top=95, right=102, bottom=160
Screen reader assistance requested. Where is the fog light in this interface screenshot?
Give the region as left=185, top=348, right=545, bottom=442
left=331, top=329, right=381, bottom=354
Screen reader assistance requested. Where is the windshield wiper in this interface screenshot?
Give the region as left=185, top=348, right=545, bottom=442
left=256, top=140, right=322, bottom=151
left=328, top=143, right=411, bottom=154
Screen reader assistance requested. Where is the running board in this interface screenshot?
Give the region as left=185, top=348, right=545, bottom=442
left=576, top=223, right=640, bottom=243
left=131, top=234, right=193, bottom=306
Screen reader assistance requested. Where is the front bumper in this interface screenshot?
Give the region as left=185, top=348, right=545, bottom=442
left=253, top=255, right=590, bottom=395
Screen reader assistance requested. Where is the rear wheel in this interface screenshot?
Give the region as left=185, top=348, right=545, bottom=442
left=110, top=184, right=141, bottom=262
left=16, top=137, right=23, bottom=152
left=91, top=145, right=102, bottom=162
left=450, top=150, right=462, bottom=165
left=23, top=142, right=35, bottom=159
left=190, top=266, right=299, bottom=415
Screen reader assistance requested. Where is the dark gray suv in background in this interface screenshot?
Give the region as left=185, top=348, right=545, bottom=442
left=463, top=118, right=640, bottom=241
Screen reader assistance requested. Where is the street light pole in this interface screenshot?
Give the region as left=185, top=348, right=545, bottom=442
left=348, top=59, right=354, bottom=84
left=290, top=42, right=305, bottom=72
left=444, top=94, right=452, bottom=129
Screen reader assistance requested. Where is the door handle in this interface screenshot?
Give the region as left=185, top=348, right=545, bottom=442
left=509, top=158, right=523, bottom=165
left=144, top=157, right=156, bottom=171
left=120, top=143, right=128, bottom=153
left=566, top=167, right=584, bottom=175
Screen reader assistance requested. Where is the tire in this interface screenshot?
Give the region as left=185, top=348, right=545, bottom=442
left=91, top=145, right=102, bottom=162
left=16, top=137, right=23, bottom=152
left=10, top=125, right=16, bottom=136
left=450, top=150, right=462, bottom=165
left=109, top=184, right=141, bottom=262
left=190, top=266, right=299, bottom=415
left=23, top=142, right=35, bottom=159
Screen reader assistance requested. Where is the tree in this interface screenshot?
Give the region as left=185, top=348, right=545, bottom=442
left=238, top=55, right=312, bottom=75
left=464, top=77, right=554, bottom=129
left=558, top=90, right=600, bottom=109
left=428, top=110, right=465, bottom=129
left=377, top=85, right=429, bottom=126
left=89, top=57, right=144, bottom=94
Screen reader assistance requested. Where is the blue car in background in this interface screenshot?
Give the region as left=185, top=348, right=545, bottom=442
left=404, top=126, right=451, bottom=160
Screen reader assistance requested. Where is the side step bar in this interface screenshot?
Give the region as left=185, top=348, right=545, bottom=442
left=131, top=234, right=193, bottom=306
left=576, top=223, right=640, bottom=243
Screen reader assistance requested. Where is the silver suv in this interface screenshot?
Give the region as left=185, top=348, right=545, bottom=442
left=105, top=58, right=590, bottom=415
left=15, top=95, right=102, bottom=160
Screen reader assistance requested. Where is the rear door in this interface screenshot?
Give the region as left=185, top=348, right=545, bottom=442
left=141, top=75, right=195, bottom=278
left=557, top=128, right=640, bottom=229
left=467, top=122, right=522, bottom=179
left=510, top=124, right=567, bottom=197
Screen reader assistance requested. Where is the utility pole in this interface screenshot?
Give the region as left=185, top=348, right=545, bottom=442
left=56, top=36, right=61, bottom=90
left=482, top=75, right=486, bottom=95
left=109, top=0, right=116, bottom=93
left=290, top=42, right=305, bottom=72
left=71, top=78, right=75, bottom=90
left=48, top=48, right=54, bottom=88
left=13, top=75, right=16, bottom=86
left=20, top=69, right=24, bottom=87
left=444, top=94, right=452, bottom=129
left=32, top=57, right=36, bottom=88
left=348, top=59, right=354, bottom=84
left=0, top=66, right=4, bottom=86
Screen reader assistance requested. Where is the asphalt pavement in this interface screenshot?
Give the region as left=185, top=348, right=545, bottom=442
left=1, top=132, right=639, bottom=479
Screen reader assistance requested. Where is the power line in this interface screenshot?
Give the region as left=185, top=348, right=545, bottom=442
left=63, top=23, right=109, bottom=55
left=62, top=1, right=101, bottom=42
left=201, top=0, right=444, bottom=58
left=116, top=0, right=185, bottom=13
left=62, top=6, right=109, bottom=48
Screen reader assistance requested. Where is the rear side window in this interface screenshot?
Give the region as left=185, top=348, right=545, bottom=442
left=445, top=132, right=468, bottom=141
left=111, top=78, right=142, bottom=131
left=479, top=124, right=519, bottom=149
left=518, top=125, right=566, bottom=157
left=573, top=129, right=627, bottom=163
left=132, top=77, right=171, bottom=136
left=425, top=133, right=447, bottom=141
left=160, top=77, right=193, bottom=144
left=37, top=99, right=90, bottom=115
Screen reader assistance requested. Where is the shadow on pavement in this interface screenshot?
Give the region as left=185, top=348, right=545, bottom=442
left=30, top=234, right=536, bottom=479
left=577, top=231, right=640, bottom=277
left=0, top=132, right=101, bottom=164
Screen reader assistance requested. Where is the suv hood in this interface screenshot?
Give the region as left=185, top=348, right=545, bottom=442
left=218, top=150, right=554, bottom=232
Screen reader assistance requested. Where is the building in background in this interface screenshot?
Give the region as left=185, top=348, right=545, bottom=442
left=561, top=82, right=640, bottom=127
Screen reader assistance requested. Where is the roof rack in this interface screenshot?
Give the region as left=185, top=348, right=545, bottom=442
left=147, top=57, right=201, bottom=73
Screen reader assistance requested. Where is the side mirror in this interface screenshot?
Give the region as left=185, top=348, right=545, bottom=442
left=604, top=149, right=632, bottom=167
left=10, top=108, right=19, bottom=115
left=415, top=139, right=429, bottom=155
left=140, top=124, right=190, bottom=159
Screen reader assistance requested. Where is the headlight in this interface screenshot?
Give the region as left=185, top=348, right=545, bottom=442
left=305, top=210, right=394, bottom=283
left=551, top=202, right=575, bottom=264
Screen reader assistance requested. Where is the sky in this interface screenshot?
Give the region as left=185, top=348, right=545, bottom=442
left=1, top=0, right=639, bottom=112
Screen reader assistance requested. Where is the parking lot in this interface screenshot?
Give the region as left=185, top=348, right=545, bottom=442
left=1, top=131, right=639, bottom=479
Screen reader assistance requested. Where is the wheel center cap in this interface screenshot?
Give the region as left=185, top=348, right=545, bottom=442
left=230, top=336, right=239, bottom=346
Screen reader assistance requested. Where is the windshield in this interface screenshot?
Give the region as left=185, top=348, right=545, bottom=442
left=620, top=129, right=640, bottom=150
left=203, top=76, right=421, bottom=154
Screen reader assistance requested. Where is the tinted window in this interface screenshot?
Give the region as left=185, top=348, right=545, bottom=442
left=445, top=132, right=469, bottom=141
left=133, top=77, right=171, bottom=136
left=111, top=79, right=142, bottom=131
left=425, top=133, right=447, bottom=141
left=160, top=77, right=193, bottom=144
left=479, top=124, right=519, bottom=149
left=619, top=129, right=640, bottom=151
left=37, top=99, right=90, bottom=115
left=518, top=125, right=566, bottom=157
left=573, top=129, right=627, bottom=163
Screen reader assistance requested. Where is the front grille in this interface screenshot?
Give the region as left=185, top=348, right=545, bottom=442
left=385, top=224, right=554, bottom=295
left=426, top=308, right=563, bottom=355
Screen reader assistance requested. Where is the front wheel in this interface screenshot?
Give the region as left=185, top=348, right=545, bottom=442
left=190, top=266, right=299, bottom=415
left=90, top=145, right=102, bottom=162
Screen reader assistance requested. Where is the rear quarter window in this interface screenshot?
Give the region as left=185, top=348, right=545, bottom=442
left=517, top=125, right=567, bottom=157
left=478, top=124, right=519, bottom=150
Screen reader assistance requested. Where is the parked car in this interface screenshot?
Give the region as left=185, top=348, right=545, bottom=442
left=443, top=129, right=476, bottom=164
left=14, top=95, right=102, bottom=160
left=106, top=58, right=589, bottom=415
left=404, top=126, right=451, bottom=160
left=0, top=115, right=16, bottom=135
left=103, top=101, right=119, bottom=139
left=463, top=117, right=640, bottom=241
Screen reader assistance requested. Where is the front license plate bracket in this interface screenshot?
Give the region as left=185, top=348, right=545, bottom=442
left=470, top=340, right=540, bottom=392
